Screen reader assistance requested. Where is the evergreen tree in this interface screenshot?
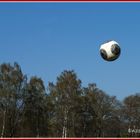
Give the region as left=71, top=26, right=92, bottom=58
left=22, top=76, right=47, bottom=137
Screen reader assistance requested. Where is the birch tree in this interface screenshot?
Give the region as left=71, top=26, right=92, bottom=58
left=0, top=63, right=27, bottom=137
left=48, top=70, right=82, bottom=137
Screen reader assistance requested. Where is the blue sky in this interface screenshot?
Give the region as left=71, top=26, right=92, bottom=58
left=0, top=2, right=140, bottom=100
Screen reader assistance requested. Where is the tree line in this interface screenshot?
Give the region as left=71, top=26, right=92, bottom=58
left=0, top=62, right=140, bottom=138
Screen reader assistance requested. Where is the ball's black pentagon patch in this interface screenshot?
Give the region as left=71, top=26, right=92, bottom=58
left=100, top=49, right=107, bottom=60
left=111, top=44, right=121, bottom=55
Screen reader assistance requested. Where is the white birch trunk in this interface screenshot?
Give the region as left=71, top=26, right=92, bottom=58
left=1, top=110, right=6, bottom=138
left=62, top=108, right=68, bottom=138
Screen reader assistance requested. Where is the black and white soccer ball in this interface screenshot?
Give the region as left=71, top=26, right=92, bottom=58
left=100, top=40, right=121, bottom=61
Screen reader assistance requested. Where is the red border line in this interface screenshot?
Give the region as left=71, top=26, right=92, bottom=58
left=0, top=0, right=140, bottom=2
left=0, top=137, right=140, bottom=139
left=1, top=138, right=140, bottom=139
left=0, top=138, right=140, bottom=140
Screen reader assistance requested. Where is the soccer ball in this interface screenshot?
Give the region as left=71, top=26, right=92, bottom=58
left=100, top=40, right=121, bottom=61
